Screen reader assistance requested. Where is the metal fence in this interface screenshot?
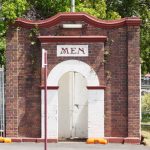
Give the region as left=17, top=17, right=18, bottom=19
left=141, top=77, right=150, bottom=86
left=0, top=67, right=5, bottom=136
left=141, top=76, right=150, bottom=95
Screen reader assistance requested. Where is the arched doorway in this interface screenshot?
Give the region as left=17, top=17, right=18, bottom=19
left=41, top=60, right=104, bottom=139
left=58, top=72, right=88, bottom=140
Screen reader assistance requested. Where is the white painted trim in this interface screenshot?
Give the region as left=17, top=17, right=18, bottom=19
left=41, top=60, right=104, bottom=139
left=62, top=24, right=82, bottom=28
left=47, top=60, right=99, bottom=86
left=41, top=89, right=58, bottom=138
left=88, top=89, right=104, bottom=138
left=139, top=64, right=141, bottom=137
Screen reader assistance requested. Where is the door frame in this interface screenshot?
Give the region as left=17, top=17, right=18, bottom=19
left=41, top=60, right=104, bottom=139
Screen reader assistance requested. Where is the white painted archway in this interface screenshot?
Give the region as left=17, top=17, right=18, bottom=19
left=41, top=60, right=104, bottom=139
left=47, top=60, right=99, bottom=86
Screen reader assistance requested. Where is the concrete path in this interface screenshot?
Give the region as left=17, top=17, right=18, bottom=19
left=0, top=142, right=149, bottom=150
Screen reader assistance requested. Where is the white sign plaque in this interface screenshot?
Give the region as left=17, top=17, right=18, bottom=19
left=57, top=45, right=88, bottom=57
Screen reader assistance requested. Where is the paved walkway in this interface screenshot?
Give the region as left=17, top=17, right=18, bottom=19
left=0, top=142, right=150, bottom=150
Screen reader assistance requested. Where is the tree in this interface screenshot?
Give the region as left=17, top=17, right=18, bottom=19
left=0, top=0, right=29, bottom=65
left=26, top=0, right=70, bottom=19
left=106, top=0, right=140, bottom=17
left=0, top=0, right=6, bottom=66
left=139, top=1, right=150, bottom=75
left=0, top=36, right=5, bottom=66
left=25, top=0, right=120, bottom=20
left=106, top=0, right=150, bottom=74
left=0, top=0, right=120, bottom=67
left=142, top=93, right=150, bottom=112
left=0, top=0, right=149, bottom=74
left=2, top=0, right=28, bottom=21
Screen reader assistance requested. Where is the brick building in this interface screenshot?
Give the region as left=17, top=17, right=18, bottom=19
left=5, top=13, right=141, bottom=143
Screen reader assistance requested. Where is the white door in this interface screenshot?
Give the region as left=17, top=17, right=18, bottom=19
left=58, top=72, right=88, bottom=140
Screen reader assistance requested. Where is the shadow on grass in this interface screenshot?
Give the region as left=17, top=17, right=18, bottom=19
left=141, top=125, right=150, bottom=146
left=142, top=113, right=150, bottom=123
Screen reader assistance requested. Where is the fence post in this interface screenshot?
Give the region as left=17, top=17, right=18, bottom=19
left=0, top=66, right=5, bottom=137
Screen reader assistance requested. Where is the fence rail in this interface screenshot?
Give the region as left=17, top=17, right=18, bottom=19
left=141, top=123, right=150, bottom=126
left=0, top=67, right=5, bottom=136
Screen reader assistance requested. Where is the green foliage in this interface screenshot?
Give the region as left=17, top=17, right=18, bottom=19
left=0, top=1, right=6, bottom=66
left=76, top=0, right=106, bottom=19
left=142, top=113, right=150, bottom=122
left=106, top=11, right=121, bottom=20
left=75, top=0, right=120, bottom=19
left=29, top=27, right=40, bottom=45
left=0, top=38, right=5, bottom=66
left=140, top=2, right=150, bottom=75
left=106, top=0, right=150, bottom=74
left=2, top=0, right=28, bottom=21
left=0, top=0, right=28, bottom=66
left=106, top=0, right=140, bottom=17
left=0, top=0, right=149, bottom=73
left=142, top=93, right=150, bottom=112
left=27, top=0, right=120, bottom=20
left=28, top=0, right=71, bottom=18
left=0, top=20, right=6, bottom=37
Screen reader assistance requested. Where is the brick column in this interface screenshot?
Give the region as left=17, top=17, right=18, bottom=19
left=127, top=26, right=140, bottom=138
left=5, top=27, right=19, bottom=137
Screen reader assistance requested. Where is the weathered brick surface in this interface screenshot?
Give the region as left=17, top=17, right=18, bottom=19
left=6, top=17, right=140, bottom=139
left=127, top=26, right=140, bottom=137
left=6, top=27, right=41, bottom=137
left=6, top=27, right=19, bottom=137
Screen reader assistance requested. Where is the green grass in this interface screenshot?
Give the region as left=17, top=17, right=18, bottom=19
left=141, top=113, right=150, bottom=146
left=141, top=124, right=150, bottom=146
left=142, top=113, right=150, bottom=123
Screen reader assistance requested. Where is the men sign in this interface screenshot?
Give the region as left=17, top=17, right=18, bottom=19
left=57, top=45, right=88, bottom=57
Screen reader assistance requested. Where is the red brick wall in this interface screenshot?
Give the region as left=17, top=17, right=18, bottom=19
left=5, top=18, right=140, bottom=138
left=6, top=27, right=19, bottom=137
left=6, top=27, right=41, bottom=137
left=127, top=26, right=140, bottom=137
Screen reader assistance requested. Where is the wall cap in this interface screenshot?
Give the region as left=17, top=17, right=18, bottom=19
left=14, top=12, right=141, bottom=29
left=38, top=36, right=107, bottom=43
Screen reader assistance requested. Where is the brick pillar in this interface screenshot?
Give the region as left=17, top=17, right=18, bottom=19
left=5, top=27, right=19, bottom=137
left=127, top=26, right=140, bottom=138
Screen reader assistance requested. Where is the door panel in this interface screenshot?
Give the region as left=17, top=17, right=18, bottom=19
left=72, top=72, right=88, bottom=138
left=58, top=72, right=71, bottom=139
left=58, top=72, right=87, bottom=140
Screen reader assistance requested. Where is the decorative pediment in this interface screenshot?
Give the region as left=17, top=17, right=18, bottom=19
left=15, top=12, right=141, bottom=29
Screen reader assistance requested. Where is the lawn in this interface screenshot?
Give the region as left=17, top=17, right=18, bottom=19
left=141, top=114, right=150, bottom=146
left=141, top=125, right=150, bottom=146
left=141, top=93, right=150, bottom=146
